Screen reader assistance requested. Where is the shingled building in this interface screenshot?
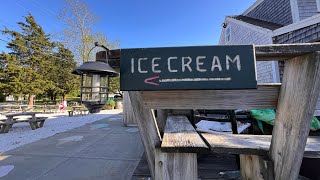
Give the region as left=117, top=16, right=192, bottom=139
left=219, top=0, right=320, bottom=82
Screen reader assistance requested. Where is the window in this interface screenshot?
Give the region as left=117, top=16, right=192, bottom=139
left=225, top=26, right=231, bottom=43
left=317, top=0, right=320, bottom=12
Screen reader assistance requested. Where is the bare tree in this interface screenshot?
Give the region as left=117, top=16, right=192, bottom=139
left=58, top=0, right=116, bottom=63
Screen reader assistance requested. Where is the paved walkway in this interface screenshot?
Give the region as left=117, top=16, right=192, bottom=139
left=0, top=113, right=144, bottom=180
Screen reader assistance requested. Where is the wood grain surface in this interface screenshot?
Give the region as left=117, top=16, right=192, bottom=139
left=161, top=116, right=209, bottom=153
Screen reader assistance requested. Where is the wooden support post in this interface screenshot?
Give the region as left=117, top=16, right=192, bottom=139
left=128, top=91, right=161, bottom=178
left=122, top=92, right=136, bottom=126
left=270, top=52, right=320, bottom=180
left=228, top=110, right=238, bottom=134
left=156, top=109, right=168, bottom=134
left=155, top=149, right=198, bottom=180
left=240, top=155, right=274, bottom=180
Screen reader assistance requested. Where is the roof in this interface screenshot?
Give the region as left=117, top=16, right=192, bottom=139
left=72, top=61, right=119, bottom=77
left=231, top=15, right=283, bottom=30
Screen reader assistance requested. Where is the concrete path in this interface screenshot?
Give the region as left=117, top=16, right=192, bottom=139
left=0, top=113, right=144, bottom=180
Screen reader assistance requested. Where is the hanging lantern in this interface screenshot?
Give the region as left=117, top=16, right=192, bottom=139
left=72, top=42, right=119, bottom=113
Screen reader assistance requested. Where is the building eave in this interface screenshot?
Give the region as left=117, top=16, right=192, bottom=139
left=273, top=14, right=320, bottom=36
left=226, top=16, right=273, bottom=37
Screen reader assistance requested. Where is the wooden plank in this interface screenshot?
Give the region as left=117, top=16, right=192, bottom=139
left=142, top=84, right=280, bottom=110
left=201, top=133, right=320, bottom=158
left=270, top=52, right=320, bottom=180
left=128, top=91, right=161, bottom=179
left=255, top=43, right=320, bottom=60
left=155, top=149, right=198, bottom=180
left=105, top=43, right=320, bottom=67
left=314, top=110, right=320, bottom=116
left=122, top=92, right=136, bottom=126
left=161, top=116, right=209, bottom=153
left=240, top=155, right=274, bottom=180
left=5, top=112, right=38, bottom=117
left=315, top=97, right=320, bottom=110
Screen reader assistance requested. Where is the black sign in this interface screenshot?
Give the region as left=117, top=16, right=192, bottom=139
left=120, top=45, right=256, bottom=91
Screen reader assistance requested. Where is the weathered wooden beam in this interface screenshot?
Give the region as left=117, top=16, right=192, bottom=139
left=105, top=43, right=320, bottom=67
left=240, top=155, right=274, bottom=180
left=270, top=52, right=320, bottom=180
left=201, top=133, right=320, bottom=158
left=128, top=91, right=162, bottom=178
left=255, top=43, right=320, bottom=61
left=156, top=109, right=168, bottom=134
left=122, top=92, right=136, bottom=126
left=161, top=116, right=209, bottom=153
left=142, top=84, right=280, bottom=110
left=155, top=148, right=198, bottom=180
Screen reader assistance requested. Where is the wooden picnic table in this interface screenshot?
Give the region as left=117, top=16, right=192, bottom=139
left=0, top=112, right=48, bottom=133
left=68, top=106, right=88, bottom=117
left=71, top=106, right=83, bottom=111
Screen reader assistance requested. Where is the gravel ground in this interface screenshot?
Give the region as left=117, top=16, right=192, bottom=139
left=0, top=110, right=122, bottom=153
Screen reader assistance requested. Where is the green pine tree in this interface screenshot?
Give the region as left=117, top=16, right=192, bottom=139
left=51, top=43, right=79, bottom=102
left=1, top=14, right=78, bottom=107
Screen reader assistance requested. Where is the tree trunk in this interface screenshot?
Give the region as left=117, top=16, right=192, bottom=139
left=54, top=93, right=57, bottom=101
left=62, top=94, right=66, bottom=102
left=50, top=93, right=54, bottom=101
left=28, top=95, right=34, bottom=109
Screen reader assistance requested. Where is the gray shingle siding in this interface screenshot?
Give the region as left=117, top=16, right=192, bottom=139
left=219, top=20, right=271, bottom=45
left=246, top=0, right=292, bottom=25
left=219, top=19, right=277, bottom=83
left=298, top=0, right=319, bottom=20
left=274, top=23, right=320, bottom=43
left=274, top=23, right=320, bottom=80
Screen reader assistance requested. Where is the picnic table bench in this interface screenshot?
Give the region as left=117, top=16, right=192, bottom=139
left=68, top=106, right=89, bottom=117
left=0, top=112, right=47, bottom=133
left=160, top=116, right=320, bottom=179
left=43, top=105, right=58, bottom=113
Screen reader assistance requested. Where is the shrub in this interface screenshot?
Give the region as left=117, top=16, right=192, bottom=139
left=106, top=100, right=115, bottom=107
left=0, top=94, right=5, bottom=102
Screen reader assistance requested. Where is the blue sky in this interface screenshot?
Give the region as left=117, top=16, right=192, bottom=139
left=0, top=0, right=256, bottom=50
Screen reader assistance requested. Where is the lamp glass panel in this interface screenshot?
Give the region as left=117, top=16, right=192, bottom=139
left=92, top=74, right=101, bottom=101
left=82, top=74, right=93, bottom=101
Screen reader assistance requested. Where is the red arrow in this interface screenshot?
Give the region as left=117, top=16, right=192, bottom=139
left=144, top=75, right=160, bottom=86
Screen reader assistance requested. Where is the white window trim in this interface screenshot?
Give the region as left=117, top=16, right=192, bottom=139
left=290, top=0, right=300, bottom=23
left=225, top=26, right=231, bottom=43
left=273, top=13, right=320, bottom=36
left=317, top=0, right=320, bottom=12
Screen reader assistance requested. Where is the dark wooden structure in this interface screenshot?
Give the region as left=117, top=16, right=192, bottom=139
left=110, top=43, right=320, bottom=180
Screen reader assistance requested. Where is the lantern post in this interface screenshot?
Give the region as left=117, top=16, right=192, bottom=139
left=72, top=42, right=119, bottom=113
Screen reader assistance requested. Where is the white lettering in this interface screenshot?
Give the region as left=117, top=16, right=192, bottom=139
left=211, top=56, right=222, bottom=71
left=196, top=56, right=207, bottom=72
left=138, top=58, right=148, bottom=73
left=182, top=57, right=192, bottom=72
left=131, top=58, right=134, bottom=73
left=226, top=55, right=241, bottom=71
left=152, top=57, right=161, bottom=73
left=168, top=57, right=178, bottom=72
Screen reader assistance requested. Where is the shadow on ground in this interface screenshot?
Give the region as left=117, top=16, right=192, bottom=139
left=0, top=113, right=144, bottom=180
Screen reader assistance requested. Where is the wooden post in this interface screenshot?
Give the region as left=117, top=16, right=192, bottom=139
left=156, top=109, right=168, bottom=134
left=155, top=149, right=198, bottom=180
left=128, top=91, right=161, bottom=178
left=270, top=52, right=320, bottom=179
left=122, top=92, right=136, bottom=126
left=240, top=155, right=274, bottom=180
